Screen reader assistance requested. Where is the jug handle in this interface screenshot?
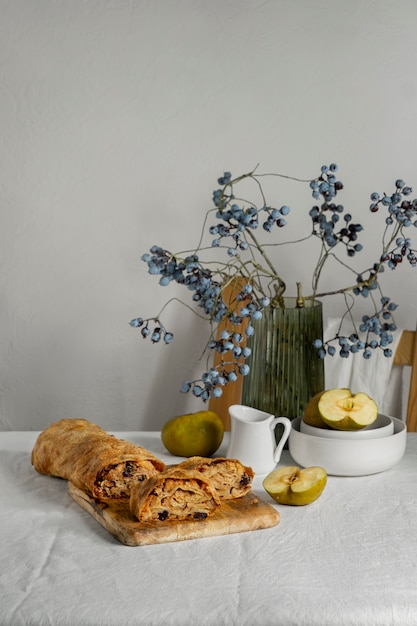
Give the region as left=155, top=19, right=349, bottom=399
left=270, top=417, right=292, bottom=464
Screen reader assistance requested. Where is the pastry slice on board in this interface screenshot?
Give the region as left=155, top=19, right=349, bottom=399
left=130, top=466, right=221, bottom=522
left=177, top=456, right=254, bottom=499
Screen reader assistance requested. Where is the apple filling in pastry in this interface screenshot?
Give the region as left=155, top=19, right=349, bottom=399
left=130, top=467, right=221, bottom=522
left=94, top=459, right=164, bottom=499
left=31, top=418, right=165, bottom=499
left=177, top=456, right=254, bottom=499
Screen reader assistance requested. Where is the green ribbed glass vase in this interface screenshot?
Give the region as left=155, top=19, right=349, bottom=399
left=242, top=297, right=324, bottom=421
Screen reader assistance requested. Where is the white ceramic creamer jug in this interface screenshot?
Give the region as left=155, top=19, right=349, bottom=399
left=227, top=404, right=292, bottom=475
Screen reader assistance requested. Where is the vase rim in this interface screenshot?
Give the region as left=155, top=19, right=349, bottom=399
left=270, top=296, right=322, bottom=310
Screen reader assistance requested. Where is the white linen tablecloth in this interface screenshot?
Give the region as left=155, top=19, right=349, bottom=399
left=1, top=430, right=417, bottom=626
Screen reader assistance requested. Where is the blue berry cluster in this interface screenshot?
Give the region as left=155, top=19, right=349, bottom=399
left=309, top=165, right=364, bottom=257
left=369, top=179, right=417, bottom=269
left=211, top=175, right=290, bottom=254
left=139, top=246, right=228, bottom=321
left=180, top=329, right=253, bottom=401
left=129, top=317, right=173, bottom=344
left=314, top=296, right=398, bottom=360
left=131, top=243, right=270, bottom=398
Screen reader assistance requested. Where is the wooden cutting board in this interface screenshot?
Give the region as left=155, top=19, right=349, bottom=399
left=68, top=482, right=280, bottom=546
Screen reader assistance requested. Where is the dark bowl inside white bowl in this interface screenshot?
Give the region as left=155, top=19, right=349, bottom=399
left=289, top=416, right=406, bottom=476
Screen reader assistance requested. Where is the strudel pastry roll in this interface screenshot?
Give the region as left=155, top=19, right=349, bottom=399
left=177, top=456, right=254, bottom=499
left=31, top=418, right=165, bottom=499
left=130, top=466, right=221, bottom=522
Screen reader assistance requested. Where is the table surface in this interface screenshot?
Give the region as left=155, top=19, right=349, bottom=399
left=1, top=430, right=417, bottom=626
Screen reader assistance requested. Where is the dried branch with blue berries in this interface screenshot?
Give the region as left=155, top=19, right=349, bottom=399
left=130, top=164, right=417, bottom=401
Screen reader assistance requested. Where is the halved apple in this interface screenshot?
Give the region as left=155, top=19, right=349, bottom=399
left=318, top=388, right=378, bottom=430
left=303, top=390, right=331, bottom=428
left=262, top=465, right=327, bottom=506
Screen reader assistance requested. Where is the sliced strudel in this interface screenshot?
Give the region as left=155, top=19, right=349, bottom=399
left=31, top=418, right=165, bottom=499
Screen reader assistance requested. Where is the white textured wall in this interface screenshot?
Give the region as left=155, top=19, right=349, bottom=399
left=1, top=0, right=417, bottom=430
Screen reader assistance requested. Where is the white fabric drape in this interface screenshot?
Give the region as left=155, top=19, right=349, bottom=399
left=324, top=318, right=407, bottom=421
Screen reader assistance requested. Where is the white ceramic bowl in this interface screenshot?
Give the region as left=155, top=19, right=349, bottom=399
left=300, top=413, right=394, bottom=440
left=289, top=416, right=406, bottom=476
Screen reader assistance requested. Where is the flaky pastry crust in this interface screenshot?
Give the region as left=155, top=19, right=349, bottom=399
left=130, top=466, right=221, bottom=522
left=31, top=418, right=165, bottom=499
left=177, top=456, right=254, bottom=499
